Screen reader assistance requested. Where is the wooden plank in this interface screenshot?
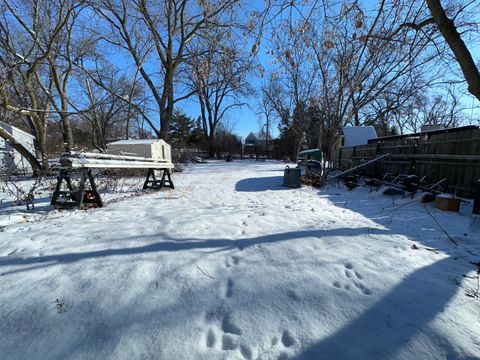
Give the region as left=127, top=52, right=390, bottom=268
left=60, top=152, right=174, bottom=169
left=65, top=151, right=168, bottom=162
left=66, top=160, right=175, bottom=169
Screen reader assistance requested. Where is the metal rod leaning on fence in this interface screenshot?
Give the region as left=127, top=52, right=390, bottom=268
left=325, top=153, right=392, bottom=182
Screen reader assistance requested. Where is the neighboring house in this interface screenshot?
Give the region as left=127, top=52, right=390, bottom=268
left=0, top=120, right=37, bottom=175
left=331, top=126, right=378, bottom=164
left=243, top=132, right=273, bottom=156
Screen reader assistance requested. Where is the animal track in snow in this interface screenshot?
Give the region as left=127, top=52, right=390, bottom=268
left=225, top=255, right=240, bottom=268
left=286, top=289, right=300, bottom=301
left=240, top=344, right=253, bottom=360
left=226, top=279, right=234, bottom=298
left=222, top=334, right=238, bottom=350
left=281, top=330, right=295, bottom=347
left=222, top=313, right=242, bottom=335
left=264, top=331, right=296, bottom=359
left=205, top=310, right=252, bottom=358
left=332, top=263, right=372, bottom=295
left=206, top=329, right=216, bottom=348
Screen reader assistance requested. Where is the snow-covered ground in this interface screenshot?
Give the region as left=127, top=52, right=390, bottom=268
left=0, top=161, right=479, bottom=360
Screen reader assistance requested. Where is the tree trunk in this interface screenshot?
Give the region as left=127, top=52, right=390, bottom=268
left=159, top=64, right=174, bottom=140
left=0, top=128, right=42, bottom=176
left=60, top=113, right=74, bottom=152
left=426, top=0, right=480, bottom=101
left=208, top=132, right=215, bottom=158
left=36, top=129, right=49, bottom=171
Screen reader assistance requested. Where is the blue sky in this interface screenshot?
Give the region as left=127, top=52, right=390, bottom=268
left=175, top=0, right=480, bottom=140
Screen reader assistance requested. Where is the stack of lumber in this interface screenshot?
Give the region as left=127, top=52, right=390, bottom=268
left=59, top=152, right=174, bottom=169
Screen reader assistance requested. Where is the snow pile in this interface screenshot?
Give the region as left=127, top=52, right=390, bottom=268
left=0, top=161, right=479, bottom=359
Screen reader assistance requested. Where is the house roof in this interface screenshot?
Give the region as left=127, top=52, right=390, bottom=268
left=342, top=126, right=377, bottom=147
left=245, top=132, right=257, bottom=141
left=245, top=132, right=272, bottom=141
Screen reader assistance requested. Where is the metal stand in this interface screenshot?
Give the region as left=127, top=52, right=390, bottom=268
left=51, top=169, right=103, bottom=209
left=143, top=168, right=175, bottom=190
left=51, top=166, right=175, bottom=210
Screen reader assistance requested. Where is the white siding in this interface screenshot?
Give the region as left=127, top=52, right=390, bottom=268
left=0, top=121, right=36, bottom=174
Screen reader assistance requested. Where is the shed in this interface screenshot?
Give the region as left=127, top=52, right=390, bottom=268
left=341, top=126, right=377, bottom=147
left=0, top=120, right=37, bottom=175
left=331, top=126, right=377, bottom=164
left=107, top=139, right=172, bottom=162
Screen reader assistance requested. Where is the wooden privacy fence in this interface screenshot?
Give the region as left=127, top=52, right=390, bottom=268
left=337, top=126, right=480, bottom=198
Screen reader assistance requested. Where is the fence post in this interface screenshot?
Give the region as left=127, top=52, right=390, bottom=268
left=473, top=179, right=480, bottom=214
left=374, top=141, right=381, bottom=177
left=409, top=139, right=418, bottom=175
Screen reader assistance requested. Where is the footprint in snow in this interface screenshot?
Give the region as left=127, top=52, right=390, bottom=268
left=226, top=279, right=234, bottom=298
left=222, top=313, right=242, bottom=335
left=333, top=263, right=372, bottom=295
left=206, top=329, right=216, bottom=348
left=281, top=330, right=295, bottom=348
left=286, top=289, right=300, bottom=301
left=240, top=344, right=253, bottom=360
left=225, top=255, right=240, bottom=268
left=222, top=334, right=238, bottom=350
left=205, top=311, right=252, bottom=359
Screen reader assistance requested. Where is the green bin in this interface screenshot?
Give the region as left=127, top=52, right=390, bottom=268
left=282, top=166, right=301, bottom=188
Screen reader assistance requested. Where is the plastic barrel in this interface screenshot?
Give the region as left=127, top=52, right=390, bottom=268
left=282, top=166, right=301, bottom=188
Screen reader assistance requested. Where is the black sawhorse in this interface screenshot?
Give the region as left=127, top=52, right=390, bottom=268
left=143, top=168, right=175, bottom=190
left=51, top=169, right=103, bottom=209
left=51, top=167, right=174, bottom=209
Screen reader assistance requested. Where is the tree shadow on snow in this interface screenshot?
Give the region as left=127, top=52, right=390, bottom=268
left=0, top=227, right=390, bottom=271
left=235, top=176, right=288, bottom=192
left=294, top=256, right=475, bottom=360
left=0, top=196, right=53, bottom=214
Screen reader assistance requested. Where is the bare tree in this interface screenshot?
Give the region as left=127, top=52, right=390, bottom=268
left=262, top=17, right=319, bottom=160
left=0, top=0, right=81, bottom=170
left=90, top=0, right=241, bottom=140
left=187, top=26, right=254, bottom=157
left=425, top=0, right=480, bottom=102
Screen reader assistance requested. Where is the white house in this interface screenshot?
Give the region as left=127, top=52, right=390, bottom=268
left=243, top=132, right=273, bottom=156
left=0, top=120, right=37, bottom=175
